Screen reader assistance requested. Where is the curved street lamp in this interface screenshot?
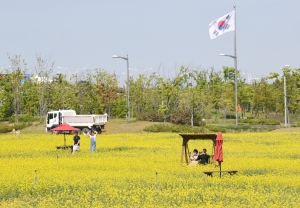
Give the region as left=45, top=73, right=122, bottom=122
left=281, top=65, right=290, bottom=127
left=113, top=55, right=130, bottom=122
left=219, top=53, right=238, bottom=126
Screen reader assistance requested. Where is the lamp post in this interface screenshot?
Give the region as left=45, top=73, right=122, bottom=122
left=281, top=65, right=290, bottom=127
left=283, top=75, right=287, bottom=127
left=58, top=66, right=71, bottom=82
left=220, top=53, right=238, bottom=126
left=113, top=55, right=130, bottom=122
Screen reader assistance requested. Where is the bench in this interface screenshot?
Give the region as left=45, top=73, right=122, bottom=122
left=56, top=145, right=73, bottom=150
left=203, top=170, right=238, bottom=177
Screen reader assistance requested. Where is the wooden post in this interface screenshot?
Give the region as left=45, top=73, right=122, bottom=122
left=181, top=138, right=189, bottom=165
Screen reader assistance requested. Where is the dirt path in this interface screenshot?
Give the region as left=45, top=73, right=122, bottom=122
left=271, top=127, right=300, bottom=132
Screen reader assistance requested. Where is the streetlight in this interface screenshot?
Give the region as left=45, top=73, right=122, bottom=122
left=58, top=66, right=71, bottom=82
left=281, top=65, right=290, bottom=127
left=113, top=54, right=130, bottom=122
left=219, top=53, right=238, bottom=126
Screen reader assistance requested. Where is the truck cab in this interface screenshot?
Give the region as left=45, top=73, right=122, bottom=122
left=46, top=110, right=76, bottom=131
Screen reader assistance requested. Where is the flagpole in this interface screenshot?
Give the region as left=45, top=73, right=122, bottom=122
left=234, top=5, right=238, bottom=127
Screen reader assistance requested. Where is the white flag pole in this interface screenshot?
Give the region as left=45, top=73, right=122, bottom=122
left=233, top=5, right=238, bottom=127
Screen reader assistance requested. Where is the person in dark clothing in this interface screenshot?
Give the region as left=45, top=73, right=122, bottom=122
left=72, top=131, right=80, bottom=154
left=197, top=148, right=210, bottom=165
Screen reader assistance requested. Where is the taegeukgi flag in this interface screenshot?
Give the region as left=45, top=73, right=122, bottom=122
left=209, top=10, right=235, bottom=39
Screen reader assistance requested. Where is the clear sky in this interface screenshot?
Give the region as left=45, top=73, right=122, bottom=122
left=0, top=0, right=299, bottom=83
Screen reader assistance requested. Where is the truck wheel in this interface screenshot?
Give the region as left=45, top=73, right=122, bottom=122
left=82, top=128, right=90, bottom=135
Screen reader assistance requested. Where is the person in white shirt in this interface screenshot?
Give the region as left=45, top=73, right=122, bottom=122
left=87, top=129, right=97, bottom=152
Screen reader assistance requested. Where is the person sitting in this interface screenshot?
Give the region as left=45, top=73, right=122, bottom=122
left=189, top=149, right=199, bottom=165
left=15, top=129, right=20, bottom=135
left=197, top=148, right=210, bottom=165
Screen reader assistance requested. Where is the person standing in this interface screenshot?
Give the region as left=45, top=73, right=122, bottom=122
left=72, top=131, right=80, bottom=154
left=87, top=129, right=97, bottom=152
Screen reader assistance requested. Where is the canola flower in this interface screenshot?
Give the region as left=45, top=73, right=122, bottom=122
left=0, top=132, right=300, bottom=207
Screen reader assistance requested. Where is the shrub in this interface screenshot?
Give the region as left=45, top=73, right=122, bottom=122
left=169, top=110, right=191, bottom=125
left=225, top=125, right=277, bottom=132
left=295, top=122, right=300, bottom=127
left=143, top=124, right=205, bottom=133
left=224, top=114, right=236, bottom=119
left=137, top=111, right=164, bottom=122
left=239, top=119, right=280, bottom=125
left=0, top=122, right=32, bottom=133
left=8, top=115, right=39, bottom=123
left=205, top=125, right=227, bottom=133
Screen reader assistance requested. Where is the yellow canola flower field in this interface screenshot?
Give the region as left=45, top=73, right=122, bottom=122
left=0, top=132, right=300, bottom=207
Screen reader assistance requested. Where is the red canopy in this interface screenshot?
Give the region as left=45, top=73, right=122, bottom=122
left=214, top=132, right=223, bottom=162
left=51, top=123, right=79, bottom=132
left=51, top=123, right=79, bottom=147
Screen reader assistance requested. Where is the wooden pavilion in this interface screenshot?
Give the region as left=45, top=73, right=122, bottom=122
left=179, top=134, right=217, bottom=165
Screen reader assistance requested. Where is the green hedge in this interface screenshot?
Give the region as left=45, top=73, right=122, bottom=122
left=205, top=125, right=227, bottom=133
left=0, top=122, right=32, bottom=133
left=223, top=125, right=277, bottom=132
left=8, top=115, right=39, bottom=123
left=239, top=119, right=280, bottom=125
left=143, top=124, right=205, bottom=133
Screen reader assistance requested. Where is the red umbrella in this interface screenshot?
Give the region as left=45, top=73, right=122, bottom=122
left=214, top=132, right=224, bottom=177
left=51, top=123, right=79, bottom=146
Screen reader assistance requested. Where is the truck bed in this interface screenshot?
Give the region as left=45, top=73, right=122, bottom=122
left=62, top=114, right=107, bottom=126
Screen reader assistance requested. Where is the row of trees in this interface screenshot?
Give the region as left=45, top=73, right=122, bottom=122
left=1, top=55, right=300, bottom=126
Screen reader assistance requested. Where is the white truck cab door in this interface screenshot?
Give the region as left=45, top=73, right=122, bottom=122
left=47, top=112, right=59, bottom=127
left=47, top=113, right=53, bottom=125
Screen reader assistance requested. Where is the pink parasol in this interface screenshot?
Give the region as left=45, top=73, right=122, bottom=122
left=214, top=132, right=224, bottom=177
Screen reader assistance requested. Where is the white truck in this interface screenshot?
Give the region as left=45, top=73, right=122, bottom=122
left=46, top=110, right=108, bottom=133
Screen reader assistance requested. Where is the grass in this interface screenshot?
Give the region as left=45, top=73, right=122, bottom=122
left=16, top=118, right=160, bottom=134
left=6, top=117, right=300, bottom=134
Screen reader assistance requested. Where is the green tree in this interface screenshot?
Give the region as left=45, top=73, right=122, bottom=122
left=6, top=55, right=28, bottom=123
left=33, top=55, right=54, bottom=122
left=94, top=69, right=121, bottom=116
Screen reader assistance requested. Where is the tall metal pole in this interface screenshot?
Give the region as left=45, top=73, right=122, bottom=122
left=284, top=75, right=287, bottom=127
left=126, top=54, right=130, bottom=122
left=112, top=55, right=130, bottom=122
left=234, top=5, right=238, bottom=126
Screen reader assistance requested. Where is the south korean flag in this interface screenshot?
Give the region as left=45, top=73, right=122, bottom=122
left=209, top=10, right=235, bottom=40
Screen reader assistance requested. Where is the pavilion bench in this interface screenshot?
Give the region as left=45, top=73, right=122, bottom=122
left=203, top=170, right=238, bottom=177
left=56, top=145, right=73, bottom=150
